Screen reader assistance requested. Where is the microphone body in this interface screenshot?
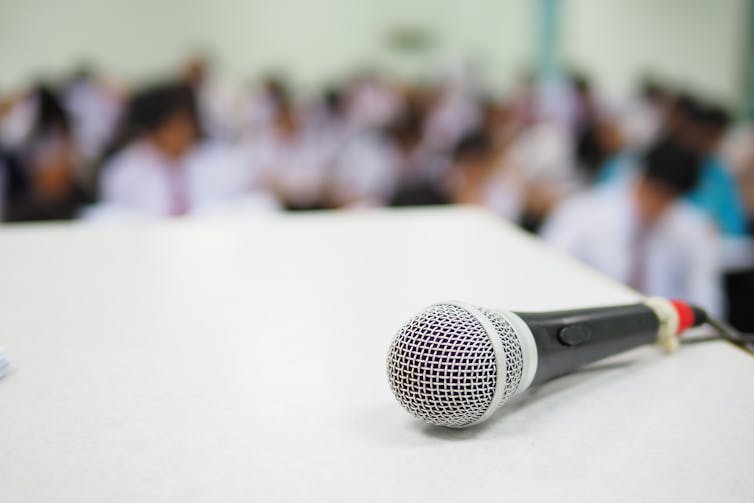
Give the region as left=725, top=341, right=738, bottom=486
left=386, top=298, right=697, bottom=428
left=517, top=304, right=659, bottom=385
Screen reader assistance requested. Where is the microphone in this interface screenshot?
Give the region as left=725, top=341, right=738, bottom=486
left=386, top=298, right=705, bottom=428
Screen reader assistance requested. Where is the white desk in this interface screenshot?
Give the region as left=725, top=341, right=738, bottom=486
left=0, top=208, right=752, bottom=502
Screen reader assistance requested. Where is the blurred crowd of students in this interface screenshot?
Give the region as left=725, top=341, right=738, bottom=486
left=1, top=56, right=753, bottom=322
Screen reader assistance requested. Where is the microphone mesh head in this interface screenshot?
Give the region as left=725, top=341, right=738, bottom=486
left=387, top=303, right=524, bottom=427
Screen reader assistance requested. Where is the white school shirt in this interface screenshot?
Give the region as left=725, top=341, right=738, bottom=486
left=100, top=140, right=272, bottom=217
left=244, top=128, right=334, bottom=207
left=480, top=164, right=525, bottom=221
left=196, top=77, right=241, bottom=141
left=422, top=90, right=480, bottom=153
left=329, top=132, right=401, bottom=207
left=618, top=95, right=662, bottom=152
left=542, top=185, right=723, bottom=315
left=99, top=142, right=188, bottom=216
left=63, top=79, right=122, bottom=163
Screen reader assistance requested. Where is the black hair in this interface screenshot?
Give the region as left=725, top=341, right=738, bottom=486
left=697, top=104, right=731, bottom=131
left=639, top=77, right=665, bottom=102
left=69, top=64, right=95, bottom=84
left=576, top=123, right=605, bottom=178
left=453, top=130, right=492, bottom=163
left=385, top=106, right=423, bottom=146
left=103, top=81, right=199, bottom=156
left=641, top=138, right=700, bottom=195
left=570, top=72, right=591, bottom=94
left=323, top=87, right=342, bottom=115
left=30, top=84, right=71, bottom=137
left=123, top=82, right=198, bottom=135
left=672, top=92, right=703, bottom=122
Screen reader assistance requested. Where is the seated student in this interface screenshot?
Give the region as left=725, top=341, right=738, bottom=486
left=328, top=123, right=400, bottom=208
left=5, top=86, right=90, bottom=222
left=543, top=139, right=722, bottom=315
left=238, top=76, right=289, bottom=138
left=598, top=97, right=748, bottom=238
left=576, top=118, right=624, bottom=183
left=180, top=54, right=240, bottom=142
left=597, top=93, right=699, bottom=185
left=721, top=121, right=754, bottom=231
left=242, top=95, right=333, bottom=210
left=685, top=105, right=748, bottom=236
left=62, top=66, right=124, bottom=176
left=618, top=79, right=666, bottom=152
left=387, top=108, right=452, bottom=207
left=98, top=83, right=199, bottom=216
left=448, top=130, right=523, bottom=220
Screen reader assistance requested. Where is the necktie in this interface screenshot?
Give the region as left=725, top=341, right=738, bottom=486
left=168, top=165, right=189, bottom=216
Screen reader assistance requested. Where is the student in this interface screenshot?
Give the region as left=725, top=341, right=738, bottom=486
left=422, top=80, right=481, bottom=155
left=0, top=149, right=9, bottom=220
left=721, top=121, right=754, bottom=231
left=618, top=79, right=666, bottom=152
left=543, top=139, right=722, bottom=315
left=685, top=105, right=748, bottom=236
left=448, top=130, right=523, bottom=220
left=388, top=108, right=451, bottom=207
left=576, top=118, right=624, bottom=182
left=598, top=94, right=700, bottom=185
left=328, top=127, right=400, bottom=208
left=238, top=76, right=289, bottom=138
left=180, top=54, right=239, bottom=142
left=598, top=97, right=748, bottom=237
left=243, top=96, right=332, bottom=210
left=62, top=66, right=124, bottom=169
left=0, top=91, right=29, bottom=218
left=5, top=86, right=89, bottom=222
left=98, top=83, right=199, bottom=216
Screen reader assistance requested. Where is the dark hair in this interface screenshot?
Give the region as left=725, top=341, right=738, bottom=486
left=385, top=106, right=423, bottom=146
left=30, top=84, right=71, bottom=137
left=570, top=72, right=591, bottom=94
left=124, top=82, right=198, bottom=134
left=104, top=82, right=198, bottom=155
left=672, top=92, right=703, bottom=122
left=697, top=104, right=731, bottom=131
left=576, top=123, right=607, bottom=178
left=263, top=76, right=290, bottom=108
left=323, top=87, right=343, bottom=115
left=639, top=77, right=665, bottom=102
left=453, top=130, right=492, bottom=162
left=641, top=138, right=700, bottom=195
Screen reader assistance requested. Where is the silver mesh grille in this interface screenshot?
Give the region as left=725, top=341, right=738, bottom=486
left=479, top=308, right=523, bottom=403
left=386, top=303, right=524, bottom=427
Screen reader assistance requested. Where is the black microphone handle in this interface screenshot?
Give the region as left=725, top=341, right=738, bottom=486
left=515, top=304, right=660, bottom=385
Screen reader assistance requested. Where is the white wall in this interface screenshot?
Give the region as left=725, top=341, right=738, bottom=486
left=0, top=0, right=747, bottom=105
left=563, top=0, right=747, bottom=106
left=0, top=0, right=533, bottom=90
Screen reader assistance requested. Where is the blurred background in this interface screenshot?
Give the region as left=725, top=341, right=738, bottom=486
left=0, top=0, right=752, bottom=328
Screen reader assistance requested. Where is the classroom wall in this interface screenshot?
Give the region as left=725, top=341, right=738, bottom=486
left=563, top=0, right=747, bottom=107
left=0, top=0, right=747, bottom=105
left=0, top=0, right=533, bottom=90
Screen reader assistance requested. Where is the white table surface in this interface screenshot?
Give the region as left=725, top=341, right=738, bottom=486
left=0, top=207, right=751, bottom=502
